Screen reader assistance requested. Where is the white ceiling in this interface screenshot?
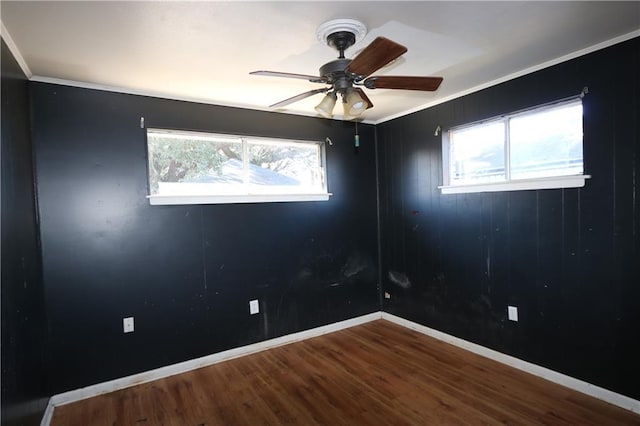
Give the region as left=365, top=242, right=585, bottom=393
left=1, top=1, right=639, bottom=123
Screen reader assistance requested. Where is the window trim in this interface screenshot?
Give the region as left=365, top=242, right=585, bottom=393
left=439, top=174, right=590, bottom=194
left=148, top=193, right=331, bottom=205
left=439, top=97, right=588, bottom=194
left=146, top=128, right=331, bottom=205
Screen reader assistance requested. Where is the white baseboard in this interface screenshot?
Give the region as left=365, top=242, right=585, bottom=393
left=39, top=399, right=55, bottom=426
left=44, top=312, right=381, bottom=421
left=41, top=310, right=639, bottom=425
left=381, top=313, right=640, bottom=415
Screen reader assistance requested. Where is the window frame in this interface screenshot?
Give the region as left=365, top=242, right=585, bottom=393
left=440, top=98, right=590, bottom=194
left=145, top=128, right=331, bottom=205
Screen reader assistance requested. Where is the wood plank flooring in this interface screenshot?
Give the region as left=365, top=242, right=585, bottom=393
left=51, top=320, right=640, bottom=425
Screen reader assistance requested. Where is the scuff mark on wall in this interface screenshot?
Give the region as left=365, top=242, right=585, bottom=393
left=388, top=270, right=411, bottom=289
left=272, top=248, right=377, bottom=333
left=342, top=252, right=370, bottom=278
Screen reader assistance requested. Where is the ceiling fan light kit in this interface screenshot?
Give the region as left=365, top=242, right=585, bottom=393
left=344, top=88, right=368, bottom=117
left=314, top=91, right=338, bottom=118
left=250, top=18, right=443, bottom=120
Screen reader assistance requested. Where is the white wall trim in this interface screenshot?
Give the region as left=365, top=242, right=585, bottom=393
left=148, top=193, right=331, bottom=205
left=40, top=311, right=639, bottom=424
left=44, top=312, right=381, bottom=417
left=439, top=175, right=590, bottom=194
left=27, top=75, right=379, bottom=124
left=16, top=30, right=638, bottom=126
left=0, top=21, right=33, bottom=78
left=39, top=399, right=55, bottom=426
left=382, top=313, right=640, bottom=415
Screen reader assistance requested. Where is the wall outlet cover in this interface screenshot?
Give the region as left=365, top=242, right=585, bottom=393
left=249, top=300, right=259, bottom=315
left=508, top=306, right=518, bottom=322
left=123, top=317, right=134, bottom=333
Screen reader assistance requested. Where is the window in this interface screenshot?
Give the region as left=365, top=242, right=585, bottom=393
left=441, top=98, right=589, bottom=194
left=146, top=129, right=329, bottom=205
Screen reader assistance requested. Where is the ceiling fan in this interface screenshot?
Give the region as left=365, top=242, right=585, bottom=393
left=250, top=19, right=443, bottom=120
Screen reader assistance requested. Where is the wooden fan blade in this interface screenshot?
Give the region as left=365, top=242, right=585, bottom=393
left=364, top=76, right=443, bottom=91
left=354, top=88, right=374, bottom=110
left=345, top=37, right=408, bottom=78
left=250, top=70, right=327, bottom=84
left=269, top=88, right=328, bottom=108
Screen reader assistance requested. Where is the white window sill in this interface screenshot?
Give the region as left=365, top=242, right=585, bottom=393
left=148, top=193, right=332, bottom=205
left=439, top=175, right=590, bottom=194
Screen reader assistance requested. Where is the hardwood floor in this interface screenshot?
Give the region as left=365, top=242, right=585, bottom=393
left=51, top=320, right=640, bottom=425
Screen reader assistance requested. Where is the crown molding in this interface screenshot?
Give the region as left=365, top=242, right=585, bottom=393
left=1, top=20, right=32, bottom=78
left=375, top=29, right=640, bottom=124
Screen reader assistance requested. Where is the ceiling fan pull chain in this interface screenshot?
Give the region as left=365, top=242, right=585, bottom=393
left=354, top=120, right=360, bottom=148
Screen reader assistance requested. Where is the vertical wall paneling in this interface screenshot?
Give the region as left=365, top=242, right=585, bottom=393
left=1, top=40, right=48, bottom=425
left=4, top=31, right=639, bottom=413
left=378, top=37, right=640, bottom=400
left=30, top=84, right=380, bottom=394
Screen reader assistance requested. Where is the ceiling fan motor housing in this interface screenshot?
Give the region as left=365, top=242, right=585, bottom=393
left=319, top=58, right=352, bottom=91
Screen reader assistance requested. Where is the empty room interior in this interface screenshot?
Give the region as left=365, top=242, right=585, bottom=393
left=2, top=2, right=640, bottom=425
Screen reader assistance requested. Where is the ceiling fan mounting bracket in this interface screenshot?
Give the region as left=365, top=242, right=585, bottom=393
left=316, top=18, right=367, bottom=48
left=326, top=31, right=356, bottom=58
left=363, top=77, right=377, bottom=89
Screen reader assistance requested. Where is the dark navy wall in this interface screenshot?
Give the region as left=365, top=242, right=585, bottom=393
left=378, top=37, right=640, bottom=399
left=9, top=34, right=639, bottom=410
left=1, top=40, right=48, bottom=424
left=30, top=83, right=379, bottom=394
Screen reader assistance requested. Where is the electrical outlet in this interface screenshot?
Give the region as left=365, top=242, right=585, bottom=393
left=123, top=317, right=134, bottom=333
left=508, top=306, right=518, bottom=322
left=249, top=299, right=259, bottom=315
